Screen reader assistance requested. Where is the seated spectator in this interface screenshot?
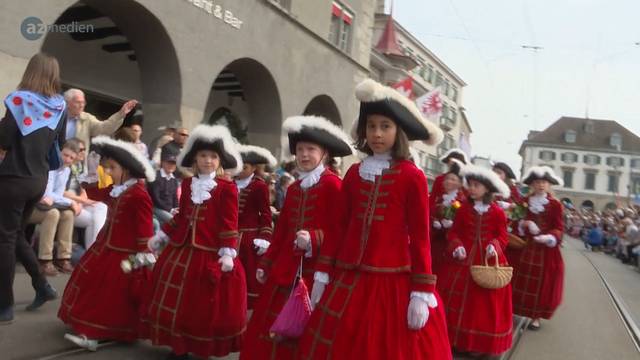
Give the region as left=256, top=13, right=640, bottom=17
left=147, top=145, right=179, bottom=225
left=586, top=222, right=604, bottom=251
left=63, top=138, right=108, bottom=249
left=27, top=144, right=79, bottom=276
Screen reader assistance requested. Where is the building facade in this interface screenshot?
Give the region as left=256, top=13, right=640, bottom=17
left=369, top=1, right=471, bottom=185
left=0, top=0, right=377, bottom=157
left=519, top=117, right=640, bottom=210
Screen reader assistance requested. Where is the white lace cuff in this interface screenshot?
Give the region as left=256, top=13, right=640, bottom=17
left=314, top=271, right=330, bottom=284
left=410, top=291, right=438, bottom=308
left=218, top=247, right=238, bottom=258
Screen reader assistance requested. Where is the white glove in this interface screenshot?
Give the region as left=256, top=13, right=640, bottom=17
left=518, top=220, right=526, bottom=236
left=486, top=244, right=497, bottom=259
left=528, top=221, right=541, bottom=235
left=218, top=255, right=234, bottom=272
left=407, top=292, right=437, bottom=330
left=310, top=272, right=329, bottom=310
left=441, top=219, right=453, bottom=229
left=497, top=200, right=511, bottom=210
left=533, top=234, right=557, bottom=247
left=453, top=246, right=467, bottom=260
left=433, top=220, right=442, bottom=229
left=294, top=230, right=311, bottom=251
left=148, top=230, right=169, bottom=252
left=256, top=269, right=267, bottom=284
left=253, top=238, right=270, bottom=256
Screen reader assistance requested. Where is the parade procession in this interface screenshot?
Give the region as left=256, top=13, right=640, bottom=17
left=2, top=1, right=640, bottom=360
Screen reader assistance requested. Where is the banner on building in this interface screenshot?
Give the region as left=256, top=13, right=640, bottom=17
left=392, top=76, right=413, bottom=99
left=416, top=87, right=443, bottom=121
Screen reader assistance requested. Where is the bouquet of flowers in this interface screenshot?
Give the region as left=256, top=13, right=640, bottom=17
left=507, top=202, right=528, bottom=221
left=121, top=253, right=157, bottom=274
left=442, top=200, right=462, bottom=220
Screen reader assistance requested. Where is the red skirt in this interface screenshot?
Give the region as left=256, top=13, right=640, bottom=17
left=438, top=257, right=513, bottom=355
left=58, top=241, right=149, bottom=341
left=145, top=244, right=247, bottom=358
left=240, top=273, right=314, bottom=360
left=239, top=229, right=264, bottom=309
left=509, top=243, right=564, bottom=319
left=431, top=228, right=448, bottom=277
left=298, top=271, right=452, bottom=360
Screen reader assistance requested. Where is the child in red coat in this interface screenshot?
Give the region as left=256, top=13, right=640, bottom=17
left=298, top=79, right=452, bottom=360
left=240, top=115, right=354, bottom=360
left=235, top=145, right=277, bottom=309
left=145, top=125, right=246, bottom=359
left=59, top=136, right=155, bottom=351
left=429, top=160, right=465, bottom=276
left=511, top=166, right=565, bottom=330
left=438, top=164, right=513, bottom=356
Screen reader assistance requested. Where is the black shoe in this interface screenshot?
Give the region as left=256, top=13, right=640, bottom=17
left=166, top=352, right=189, bottom=360
left=26, top=282, right=58, bottom=311
left=0, top=306, right=14, bottom=325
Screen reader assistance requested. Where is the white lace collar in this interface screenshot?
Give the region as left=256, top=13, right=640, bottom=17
left=191, top=172, right=217, bottom=205
left=160, top=168, right=175, bottom=180
left=474, top=200, right=490, bottom=215
left=298, top=163, right=325, bottom=189
left=442, top=190, right=459, bottom=206
left=235, top=174, right=254, bottom=190
left=359, top=152, right=392, bottom=182
left=110, top=179, right=138, bottom=198
left=528, top=193, right=549, bottom=214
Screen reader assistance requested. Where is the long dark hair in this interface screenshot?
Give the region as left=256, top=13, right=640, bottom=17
left=17, top=53, right=61, bottom=97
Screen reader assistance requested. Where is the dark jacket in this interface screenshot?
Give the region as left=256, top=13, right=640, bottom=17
left=147, top=170, right=179, bottom=212
left=0, top=110, right=66, bottom=180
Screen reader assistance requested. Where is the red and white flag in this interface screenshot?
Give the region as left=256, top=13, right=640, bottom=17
left=391, top=77, right=414, bottom=99
left=416, top=87, right=443, bottom=121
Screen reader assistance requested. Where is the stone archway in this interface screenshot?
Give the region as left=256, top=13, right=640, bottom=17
left=203, top=58, right=282, bottom=152
left=42, top=0, right=182, bottom=140
left=303, top=94, right=342, bottom=126
left=581, top=200, right=594, bottom=209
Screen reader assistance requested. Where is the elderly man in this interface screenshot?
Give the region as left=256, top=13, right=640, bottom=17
left=64, top=88, right=138, bottom=160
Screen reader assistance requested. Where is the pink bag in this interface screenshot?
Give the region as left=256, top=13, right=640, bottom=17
left=269, top=261, right=312, bottom=340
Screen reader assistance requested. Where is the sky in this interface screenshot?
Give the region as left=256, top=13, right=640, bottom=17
left=393, top=0, right=640, bottom=174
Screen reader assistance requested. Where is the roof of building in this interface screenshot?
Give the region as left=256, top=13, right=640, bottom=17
left=375, top=12, right=404, bottom=57
left=374, top=13, right=466, bottom=86
left=519, top=116, right=640, bottom=154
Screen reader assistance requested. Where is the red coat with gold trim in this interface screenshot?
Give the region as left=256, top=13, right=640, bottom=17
left=240, top=169, right=341, bottom=360
left=146, top=177, right=246, bottom=358
left=438, top=200, right=512, bottom=355
left=510, top=194, right=564, bottom=320
left=58, top=181, right=154, bottom=341
left=299, top=161, right=452, bottom=360
left=258, top=169, right=341, bottom=285
left=237, top=176, right=273, bottom=308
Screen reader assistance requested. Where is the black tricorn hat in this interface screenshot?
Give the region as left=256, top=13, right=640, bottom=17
left=91, top=136, right=155, bottom=182
left=492, top=162, right=516, bottom=180
left=354, top=79, right=444, bottom=145
left=461, top=163, right=511, bottom=198
left=177, top=125, right=243, bottom=175
left=521, top=166, right=563, bottom=186
left=282, top=115, right=354, bottom=158
left=237, top=144, right=278, bottom=167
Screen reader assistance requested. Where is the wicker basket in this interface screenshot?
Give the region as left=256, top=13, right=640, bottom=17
left=470, top=255, right=513, bottom=289
left=507, top=233, right=528, bottom=249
